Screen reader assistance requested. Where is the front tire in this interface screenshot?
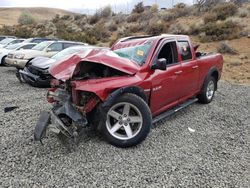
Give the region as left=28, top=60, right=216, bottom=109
left=198, top=76, right=216, bottom=104
left=1, top=56, right=7, bottom=66
left=101, top=93, right=152, bottom=148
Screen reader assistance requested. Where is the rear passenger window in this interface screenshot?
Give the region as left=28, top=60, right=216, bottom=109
left=63, top=43, right=78, bottom=49
left=22, top=44, right=35, bottom=49
left=32, top=39, right=43, bottom=43
left=178, top=41, right=192, bottom=61
left=48, top=43, right=63, bottom=51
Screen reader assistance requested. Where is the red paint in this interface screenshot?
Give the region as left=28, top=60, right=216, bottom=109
left=48, top=35, right=223, bottom=117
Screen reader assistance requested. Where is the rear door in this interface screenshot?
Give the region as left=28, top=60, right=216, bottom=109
left=150, top=40, right=183, bottom=114
left=177, top=40, right=199, bottom=99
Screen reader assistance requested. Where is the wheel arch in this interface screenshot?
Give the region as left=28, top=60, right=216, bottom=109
left=25, top=58, right=34, bottom=67
left=205, top=66, right=219, bottom=90
left=102, top=86, right=148, bottom=109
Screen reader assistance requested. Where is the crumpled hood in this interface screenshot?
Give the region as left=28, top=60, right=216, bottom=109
left=30, top=57, right=56, bottom=69
left=49, top=48, right=140, bottom=81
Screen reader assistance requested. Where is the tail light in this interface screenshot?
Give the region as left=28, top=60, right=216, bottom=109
left=47, top=88, right=57, bottom=103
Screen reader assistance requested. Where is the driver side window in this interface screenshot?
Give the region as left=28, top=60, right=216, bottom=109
left=158, top=42, right=178, bottom=66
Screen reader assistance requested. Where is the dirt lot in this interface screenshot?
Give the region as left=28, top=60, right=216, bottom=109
left=0, top=67, right=249, bottom=187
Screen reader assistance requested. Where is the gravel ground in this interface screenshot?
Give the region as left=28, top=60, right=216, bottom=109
left=0, top=66, right=249, bottom=187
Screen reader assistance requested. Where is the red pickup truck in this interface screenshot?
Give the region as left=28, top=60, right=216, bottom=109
left=35, top=35, right=223, bottom=148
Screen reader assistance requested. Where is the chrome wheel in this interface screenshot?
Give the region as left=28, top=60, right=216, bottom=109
left=206, top=80, right=215, bottom=100
left=106, top=102, right=143, bottom=140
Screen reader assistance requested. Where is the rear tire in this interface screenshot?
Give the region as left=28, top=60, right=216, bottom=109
left=198, top=76, right=216, bottom=104
left=100, top=93, right=152, bottom=148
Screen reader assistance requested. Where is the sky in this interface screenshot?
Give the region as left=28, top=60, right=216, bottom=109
left=0, top=0, right=194, bottom=13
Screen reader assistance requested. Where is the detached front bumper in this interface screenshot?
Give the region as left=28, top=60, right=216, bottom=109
left=34, top=102, right=88, bottom=142
left=34, top=111, right=51, bottom=142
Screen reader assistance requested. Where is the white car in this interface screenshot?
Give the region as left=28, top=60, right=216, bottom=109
left=0, top=38, right=25, bottom=48
left=5, top=40, right=87, bottom=68
left=0, top=43, right=36, bottom=65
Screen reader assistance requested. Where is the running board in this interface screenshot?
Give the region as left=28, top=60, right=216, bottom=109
left=152, top=98, right=198, bottom=124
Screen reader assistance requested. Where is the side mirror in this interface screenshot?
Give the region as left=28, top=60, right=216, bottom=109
left=151, top=58, right=167, bottom=71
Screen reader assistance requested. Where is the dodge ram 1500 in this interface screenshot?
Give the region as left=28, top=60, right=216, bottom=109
left=35, top=34, right=223, bottom=148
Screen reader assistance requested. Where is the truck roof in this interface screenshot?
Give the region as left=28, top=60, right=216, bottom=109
left=119, top=34, right=189, bottom=42
left=111, top=34, right=190, bottom=50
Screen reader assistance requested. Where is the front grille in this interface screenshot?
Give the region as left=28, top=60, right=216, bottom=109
left=27, top=65, right=52, bottom=79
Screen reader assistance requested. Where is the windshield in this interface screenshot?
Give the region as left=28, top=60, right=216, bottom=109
left=5, top=43, right=23, bottom=50
left=114, top=42, right=152, bottom=65
left=22, top=38, right=33, bottom=43
left=52, top=46, right=87, bottom=60
left=32, top=41, right=53, bottom=51
left=0, top=38, right=13, bottom=45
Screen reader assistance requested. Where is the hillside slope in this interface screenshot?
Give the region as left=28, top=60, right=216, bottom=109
left=0, top=7, right=75, bottom=26
left=0, top=3, right=249, bottom=85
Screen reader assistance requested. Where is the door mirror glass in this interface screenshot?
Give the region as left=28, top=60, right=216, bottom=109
left=151, top=58, right=167, bottom=71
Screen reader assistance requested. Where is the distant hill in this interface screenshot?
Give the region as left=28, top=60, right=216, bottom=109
left=0, top=7, right=76, bottom=26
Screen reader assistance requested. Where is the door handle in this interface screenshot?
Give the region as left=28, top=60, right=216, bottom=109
left=192, top=65, right=199, bottom=69
left=174, top=70, right=183, bottom=75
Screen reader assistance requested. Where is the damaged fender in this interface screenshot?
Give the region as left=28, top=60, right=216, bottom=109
left=102, top=86, right=147, bottom=109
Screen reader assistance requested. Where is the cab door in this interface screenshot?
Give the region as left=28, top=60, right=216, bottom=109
left=177, top=41, right=199, bottom=99
left=149, top=40, right=183, bottom=115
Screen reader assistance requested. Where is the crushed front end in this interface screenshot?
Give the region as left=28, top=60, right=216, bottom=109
left=34, top=81, right=99, bottom=143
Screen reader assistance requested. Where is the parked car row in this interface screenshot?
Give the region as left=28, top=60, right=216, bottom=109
left=20, top=45, right=106, bottom=87
left=0, top=35, right=89, bottom=87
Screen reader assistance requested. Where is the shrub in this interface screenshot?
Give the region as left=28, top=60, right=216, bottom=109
left=200, top=20, right=241, bottom=42
left=196, top=0, right=226, bottom=12
left=107, top=21, right=118, bottom=32
left=90, top=23, right=111, bottom=42
left=217, top=41, right=238, bottom=54
left=100, top=6, right=112, bottom=18
left=74, top=14, right=87, bottom=21
left=150, top=4, right=158, bottom=13
left=203, top=2, right=238, bottom=23
left=128, top=23, right=142, bottom=33
left=188, top=24, right=200, bottom=35
left=89, top=13, right=100, bottom=24
left=238, top=9, right=248, bottom=17
left=168, top=23, right=189, bottom=34
left=132, top=2, right=144, bottom=14
left=212, top=3, right=238, bottom=20
left=18, top=11, right=35, bottom=25
left=161, top=3, right=190, bottom=21
left=61, top=15, right=72, bottom=20
left=203, top=12, right=218, bottom=23
left=170, top=3, right=190, bottom=18
left=126, top=13, right=140, bottom=23
left=161, top=12, right=175, bottom=21
left=52, top=14, right=60, bottom=23
left=146, top=21, right=167, bottom=35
